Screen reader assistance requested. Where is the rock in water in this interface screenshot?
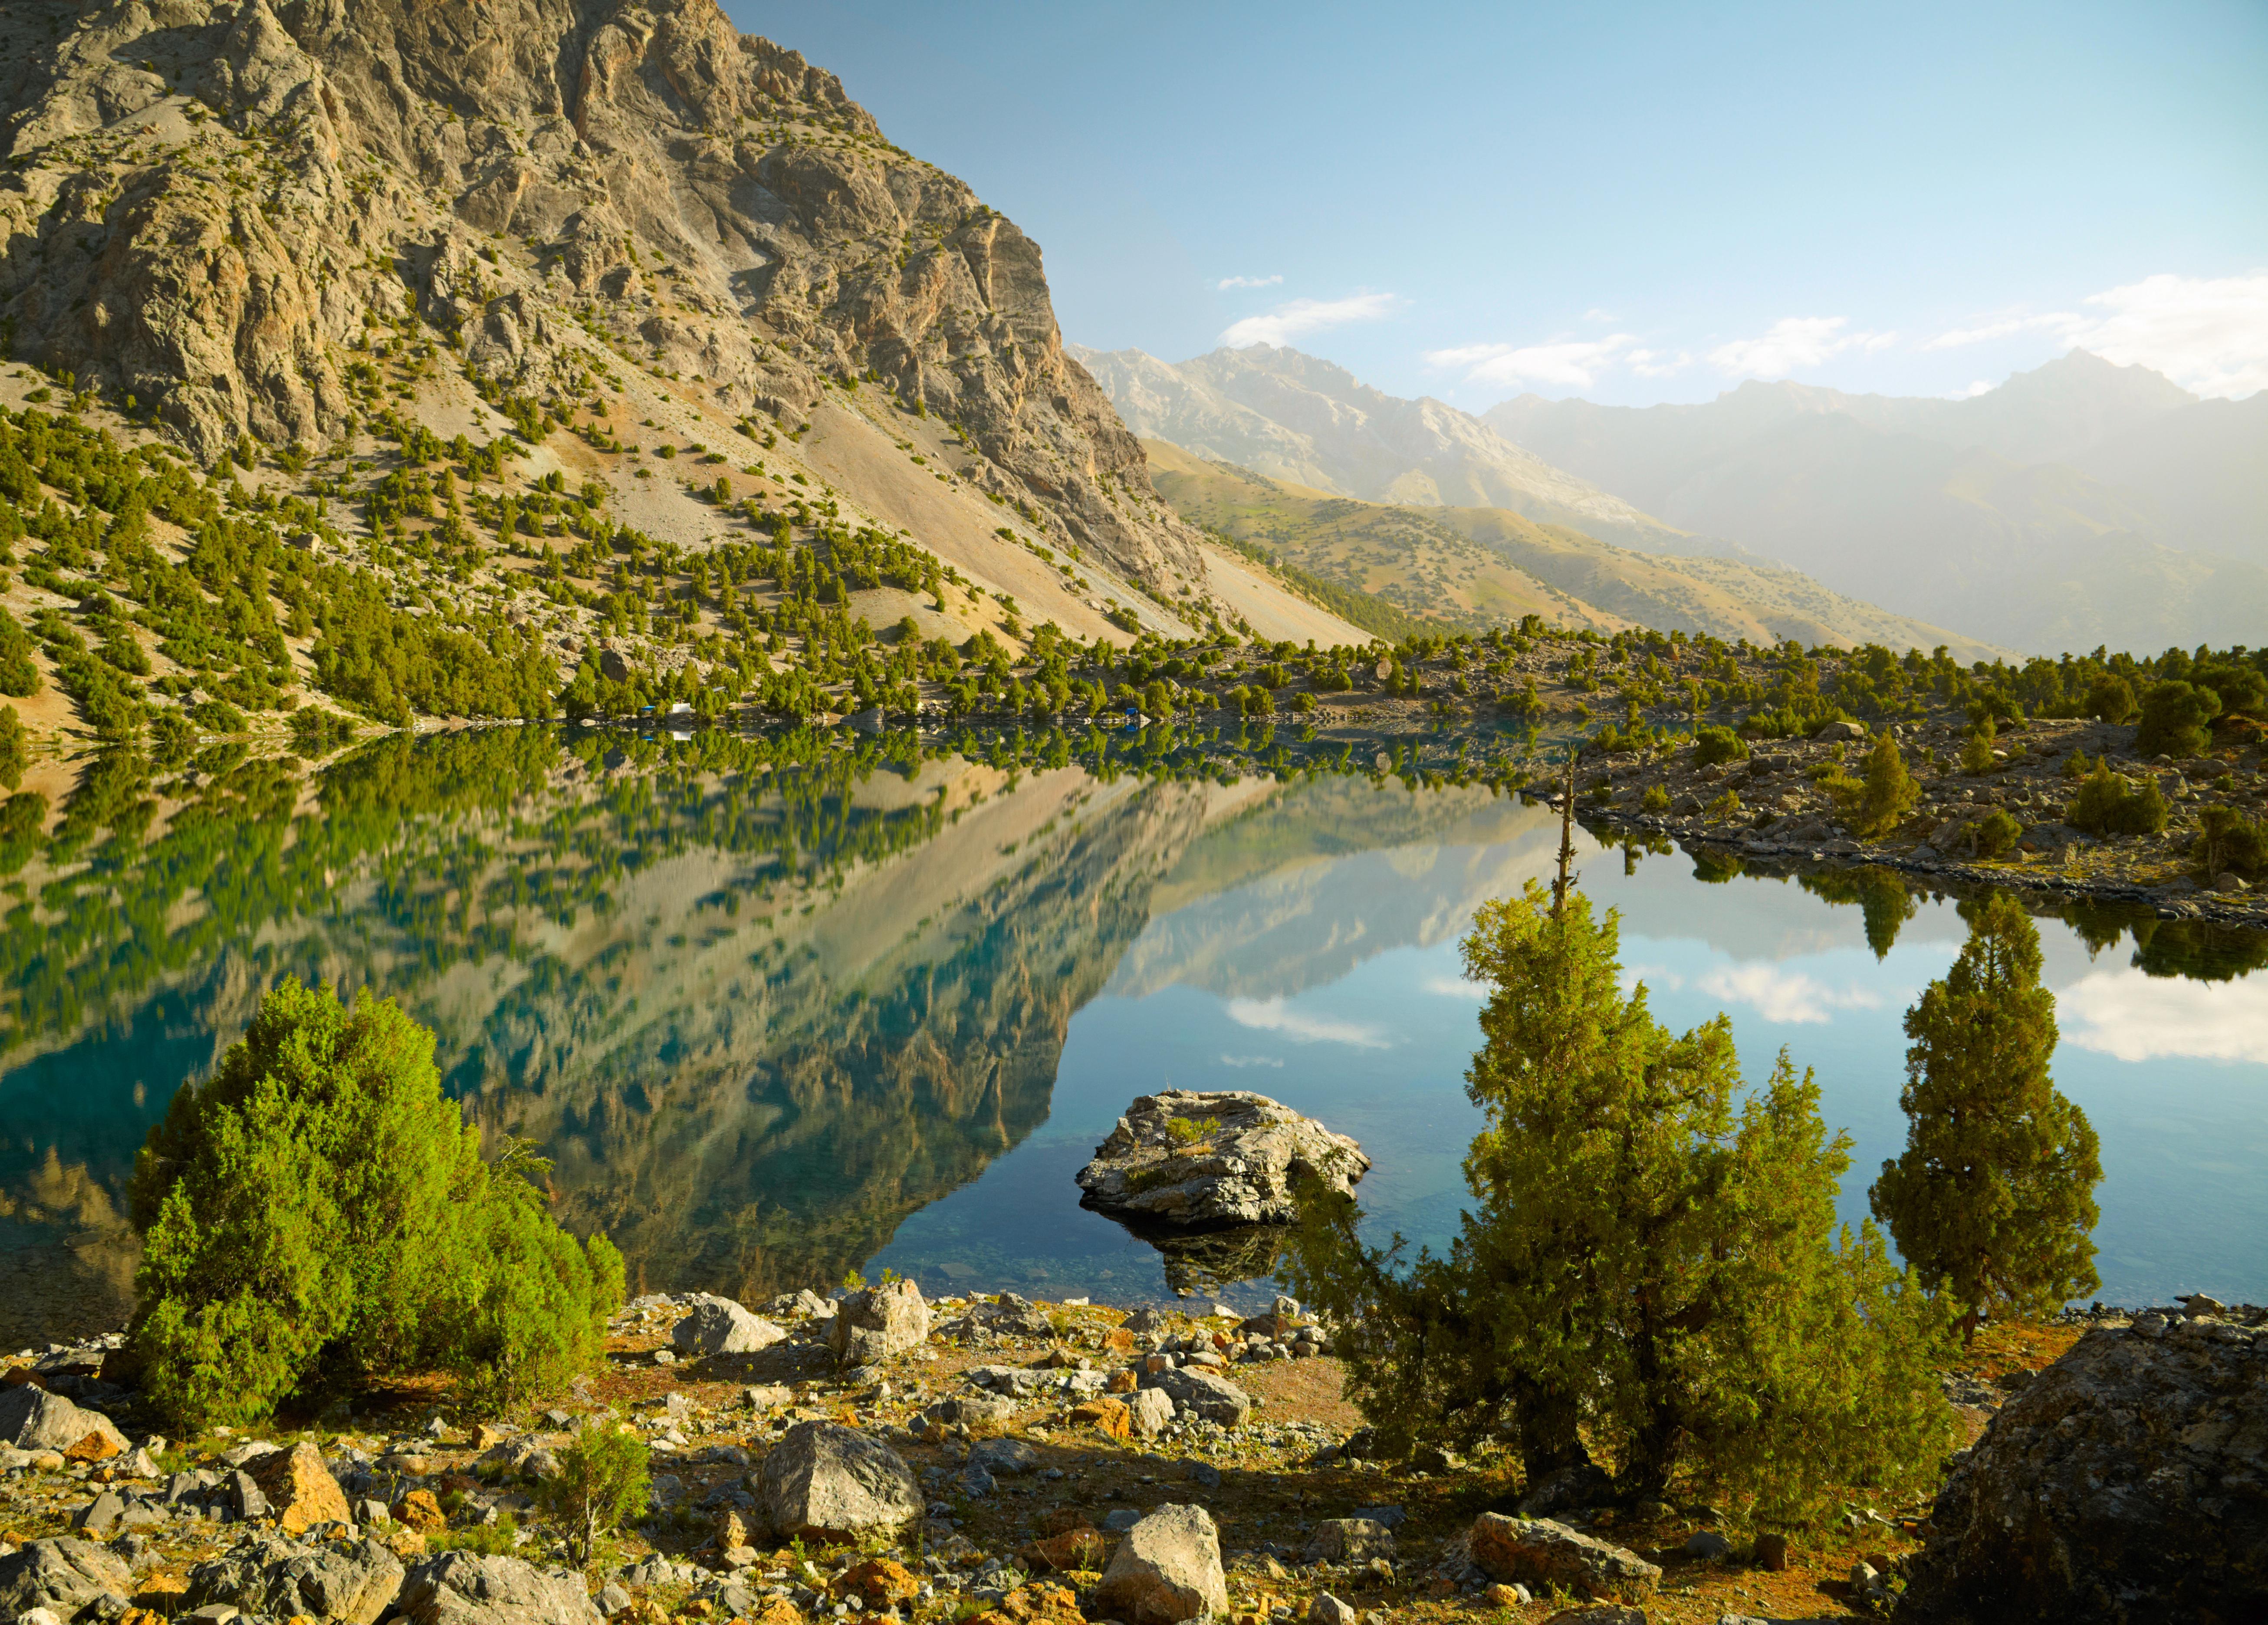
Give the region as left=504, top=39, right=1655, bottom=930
left=1466, top=1515, right=1660, bottom=1604
left=829, top=1279, right=930, bottom=1366
left=1075, top=1090, right=1369, bottom=1228
left=0, top=1539, right=133, bottom=1619
left=187, top=1534, right=405, bottom=1625
left=1091, top=1504, right=1229, bottom=1625
left=246, top=1440, right=353, bottom=1536
left=753, top=1422, right=922, bottom=1544
left=399, top=1552, right=601, bottom=1625
left=672, top=1295, right=786, bottom=1358
left=0, top=1387, right=129, bottom=1461
left=1897, top=1317, right=2268, bottom=1622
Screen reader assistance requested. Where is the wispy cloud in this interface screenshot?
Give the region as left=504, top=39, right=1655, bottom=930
left=1426, top=335, right=1641, bottom=388
left=1221, top=292, right=1401, bottom=349
left=1225, top=996, right=1392, bottom=1049
left=1617, top=962, right=1687, bottom=994
left=1423, top=974, right=1490, bottom=1001
left=1217, top=274, right=1284, bottom=291
left=1219, top=1053, right=1286, bottom=1069
left=1709, top=316, right=1896, bottom=379
left=1924, top=272, right=2268, bottom=398
left=1696, top=962, right=1882, bottom=1025
left=2061, top=968, right=2268, bottom=1063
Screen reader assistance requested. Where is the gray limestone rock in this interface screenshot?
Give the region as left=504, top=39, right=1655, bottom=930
left=671, top=1296, right=786, bottom=1359
left=397, top=1552, right=601, bottom=1625
left=1303, top=1520, right=1395, bottom=1565
left=752, top=1422, right=921, bottom=1544
left=0, top=1540, right=134, bottom=1622
left=1077, top=1091, right=1368, bottom=1229
left=0, top=1390, right=128, bottom=1462
left=1139, top=1366, right=1251, bottom=1427
left=828, top=1280, right=931, bottom=1367
left=186, top=1534, right=406, bottom=1625
left=1091, top=1505, right=1227, bottom=1625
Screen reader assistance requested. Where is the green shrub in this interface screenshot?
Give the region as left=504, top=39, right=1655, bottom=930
left=2193, top=806, right=2267, bottom=881
left=1642, top=783, right=1670, bottom=813
left=128, top=979, right=620, bottom=1429
left=1830, top=734, right=1921, bottom=838
left=2135, top=680, right=2218, bottom=757
left=1972, top=809, right=2022, bottom=859
left=2084, top=675, right=2136, bottom=724
left=2064, top=763, right=2169, bottom=836
left=1692, top=725, right=1747, bottom=768
left=0, top=608, right=38, bottom=698
left=536, top=1425, right=651, bottom=1565
left=1959, top=721, right=1997, bottom=774
left=0, top=706, right=23, bottom=792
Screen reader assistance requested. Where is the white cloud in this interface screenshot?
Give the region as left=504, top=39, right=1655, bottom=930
left=1628, top=348, right=1692, bottom=378
left=1221, top=292, right=1401, bottom=349
left=1708, top=316, right=1897, bottom=380
left=1217, top=274, right=1283, bottom=291
left=1426, top=334, right=1639, bottom=388
left=1225, top=996, right=1392, bottom=1049
left=1219, top=1053, right=1286, bottom=1069
left=2059, top=968, right=2268, bottom=1064
left=1696, top=962, right=1882, bottom=1025
left=1617, top=962, right=1687, bottom=994
left=1583, top=307, right=1617, bottom=322
left=1423, top=974, right=1490, bottom=1000
left=1923, top=273, right=2268, bottom=398
left=1960, top=379, right=1993, bottom=398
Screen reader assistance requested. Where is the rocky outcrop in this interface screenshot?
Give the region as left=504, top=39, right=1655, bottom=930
left=672, top=1294, right=786, bottom=1358
left=828, top=1279, right=930, bottom=1367
left=0, top=1539, right=132, bottom=1621
left=0, top=1387, right=128, bottom=1461
left=1090, top=1504, right=1228, bottom=1625
left=0, top=0, right=1202, bottom=588
left=398, top=1552, right=601, bottom=1625
left=1467, top=1515, right=1660, bottom=1605
left=1076, top=1090, right=1369, bottom=1230
left=186, top=1533, right=405, bottom=1625
left=1896, top=1310, right=2268, bottom=1623
left=752, top=1421, right=921, bottom=1544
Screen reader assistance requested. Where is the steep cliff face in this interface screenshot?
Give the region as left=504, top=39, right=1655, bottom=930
left=0, top=0, right=1200, bottom=586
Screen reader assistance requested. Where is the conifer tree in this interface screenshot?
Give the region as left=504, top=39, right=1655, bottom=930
left=1870, top=894, right=2102, bottom=1338
left=1833, top=732, right=1920, bottom=836
left=1285, top=880, right=1953, bottom=1515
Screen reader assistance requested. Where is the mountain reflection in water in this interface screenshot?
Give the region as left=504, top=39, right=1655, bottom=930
left=2, top=726, right=2262, bottom=1346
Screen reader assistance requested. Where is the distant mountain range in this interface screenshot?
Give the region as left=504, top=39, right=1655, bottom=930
left=1486, top=351, right=2268, bottom=655
left=1080, top=342, right=2266, bottom=657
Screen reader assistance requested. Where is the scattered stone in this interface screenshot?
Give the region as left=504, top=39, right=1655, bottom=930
left=970, top=1439, right=1037, bottom=1478
left=1068, top=1398, right=1131, bottom=1441
left=672, top=1296, right=787, bottom=1359
left=828, top=1280, right=931, bottom=1367
left=742, top=1384, right=794, bottom=1411
left=1302, top=1520, right=1394, bottom=1564
left=1467, top=1515, right=1660, bottom=1604
left=832, top=1558, right=917, bottom=1609
left=185, top=1534, right=404, bottom=1625
left=1482, top=1583, right=1531, bottom=1607
left=392, top=1491, right=446, bottom=1533
left=1020, top=1523, right=1107, bottom=1573
left=398, top=1551, right=602, bottom=1625
left=594, top=1583, right=631, bottom=1617
left=1515, top=1461, right=1614, bottom=1518
left=1138, top=1367, right=1250, bottom=1427
left=1091, top=1504, right=1227, bottom=1625
left=0, top=1390, right=128, bottom=1463
left=1311, top=1594, right=1357, bottom=1625
left=248, top=1441, right=352, bottom=1536
left=1898, top=1321, right=2268, bottom=1621
left=1075, top=1091, right=1370, bottom=1227
left=0, top=1540, right=134, bottom=1620
left=753, top=1422, right=921, bottom=1544
left=920, top=1395, right=1021, bottom=1430
left=1538, top=1609, right=1646, bottom=1625
left=1681, top=1530, right=1731, bottom=1560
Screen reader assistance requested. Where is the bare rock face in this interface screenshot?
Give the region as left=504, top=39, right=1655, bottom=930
left=0, top=0, right=1203, bottom=589
left=753, top=1421, right=921, bottom=1545
left=0, top=1386, right=128, bottom=1461
left=186, top=1532, right=406, bottom=1625
left=1895, top=1314, right=2268, bottom=1623
left=1076, top=1090, right=1370, bottom=1229
left=1467, top=1515, right=1660, bottom=1605
left=398, top=1551, right=602, bottom=1625
left=1091, top=1503, right=1228, bottom=1625
left=672, top=1293, right=786, bottom=1358
left=0, top=1538, right=133, bottom=1621
left=828, top=1278, right=930, bottom=1366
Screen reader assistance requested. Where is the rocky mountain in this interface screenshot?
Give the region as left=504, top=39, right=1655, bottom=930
left=1143, top=440, right=2005, bottom=661
left=0, top=0, right=1363, bottom=682
left=1485, top=352, right=2268, bottom=655
left=1074, top=344, right=1692, bottom=553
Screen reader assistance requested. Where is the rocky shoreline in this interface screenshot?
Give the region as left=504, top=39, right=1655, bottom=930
left=5, top=1283, right=2261, bottom=1625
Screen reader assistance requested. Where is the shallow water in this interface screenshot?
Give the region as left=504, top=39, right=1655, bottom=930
left=2, top=728, right=2261, bottom=1346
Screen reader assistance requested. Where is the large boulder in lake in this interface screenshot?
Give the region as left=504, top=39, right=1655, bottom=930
left=672, top=1294, right=787, bottom=1358
left=1896, top=1310, right=2268, bottom=1623
left=0, top=1386, right=129, bottom=1461
left=187, top=1533, right=405, bottom=1625
left=829, top=1279, right=930, bottom=1366
left=754, top=1421, right=922, bottom=1544
left=1076, top=1090, right=1369, bottom=1228
left=0, top=1539, right=133, bottom=1620
left=1091, top=1504, right=1228, bottom=1625
left=398, top=1551, right=602, bottom=1625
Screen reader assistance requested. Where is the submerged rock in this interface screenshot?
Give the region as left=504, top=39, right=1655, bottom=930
left=1075, top=1090, right=1369, bottom=1229
left=1896, top=1315, right=2268, bottom=1622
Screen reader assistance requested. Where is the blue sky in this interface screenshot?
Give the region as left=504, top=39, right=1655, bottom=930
left=723, top=1, right=2268, bottom=406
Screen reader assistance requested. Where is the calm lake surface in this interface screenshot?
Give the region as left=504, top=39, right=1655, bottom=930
left=3, top=727, right=2262, bottom=1346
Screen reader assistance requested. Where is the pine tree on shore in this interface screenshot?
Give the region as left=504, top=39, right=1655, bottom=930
left=1870, top=894, right=2103, bottom=1338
